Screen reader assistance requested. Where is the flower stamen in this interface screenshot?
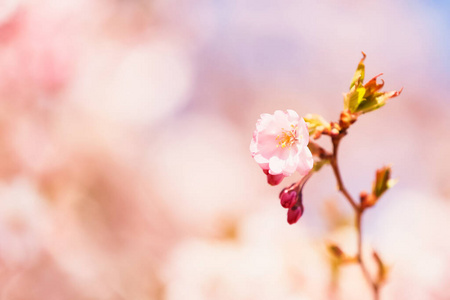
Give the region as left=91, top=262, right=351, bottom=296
left=276, top=125, right=299, bottom=149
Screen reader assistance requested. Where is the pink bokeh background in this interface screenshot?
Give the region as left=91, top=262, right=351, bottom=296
left=0, top=0, right=449, bottom=299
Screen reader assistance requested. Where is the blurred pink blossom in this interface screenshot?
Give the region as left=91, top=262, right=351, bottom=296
left=0, top=178, right=51, bottom=269
left=0, top=1, right=77, bottom=100
left=163, top=208, right=329, bottom=300
left=0, top=0, right=445, bottom=298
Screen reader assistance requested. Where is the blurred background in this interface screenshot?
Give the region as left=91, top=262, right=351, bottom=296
left=0, top=0, right=449, bottom=299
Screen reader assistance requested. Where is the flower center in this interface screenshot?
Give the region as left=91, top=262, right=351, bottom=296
left=276, top=124, right=300, bottom=149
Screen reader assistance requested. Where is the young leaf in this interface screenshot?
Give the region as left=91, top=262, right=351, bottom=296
left=343, top=53, right=402, bottom=115
left=372, top=165, right=397, bottom=198
left=373, top=251, right=389, bottom=285
left=313, top=159, right=330, bottom=172
left=344, top=85, right=366, bottom=113
left=355, top=84, right=402, bottom=114
left=349, top=52, right=366, bottom=89
left=304, top=114, right=331, bottom=138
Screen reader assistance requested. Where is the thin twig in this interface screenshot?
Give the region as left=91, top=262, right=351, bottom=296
left=330, top=136, right=358, bottom=211
left=330, top=134, right=380, bottom=300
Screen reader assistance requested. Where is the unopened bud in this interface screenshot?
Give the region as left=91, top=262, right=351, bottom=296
left=330, top=128, right=340, bottom=136
left=279, top=188, right=298, bottom=209
left=339, top=111, right=358, bottom=129
left=287, top=204, right=304, bottom=225
left=266, top=173, right=285, bottom=186
left=340, top=111, right=351, bottom=122
left=361, top=192, right=377, bottom=209
left=360, top=190, right=368, bottom=201
left=327, top=243, right=345, bottom=259
left=313, top=130, right=322, bottom=140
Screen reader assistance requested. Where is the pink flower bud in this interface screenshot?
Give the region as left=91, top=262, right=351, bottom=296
left=279, top=188, right=297, bottom=208
left=287, top=204, right=304, bottom=225
left=267, top=173, right=285, bottom=186
left=263, top=169, right=285, bottom=186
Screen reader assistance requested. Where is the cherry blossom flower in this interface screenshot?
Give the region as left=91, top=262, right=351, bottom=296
left=250, top=110, right=313, bottom=185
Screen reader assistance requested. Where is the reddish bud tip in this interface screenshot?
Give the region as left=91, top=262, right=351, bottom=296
left=330, top=128, right=340, bottom=136
left=360, top=190, right=368, bottom=200
left=279, top=189, right=298, bottom=209
left=287, top=204, right=304, bottom=225
left=266, top=173, right=285, bottom=186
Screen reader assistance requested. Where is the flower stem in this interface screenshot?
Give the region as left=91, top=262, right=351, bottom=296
left=330, top=134, right=380, bottom=300
left=330, top=135, right=358, bottom=211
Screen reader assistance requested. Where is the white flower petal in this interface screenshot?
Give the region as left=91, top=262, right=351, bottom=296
left=268, top=156, right=284, bottom=175
left=283, top=151, right=299, bottom=176
left=286, top=109, right=299, bottom=122
left=296, top=147, right=313, bottom=175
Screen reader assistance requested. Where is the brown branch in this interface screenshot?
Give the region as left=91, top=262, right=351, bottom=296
left=330, top=135, right=358, bottom=211
left=356, top=211, right=380, bottom=300
left=330, top=134, right=380, bottom=300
